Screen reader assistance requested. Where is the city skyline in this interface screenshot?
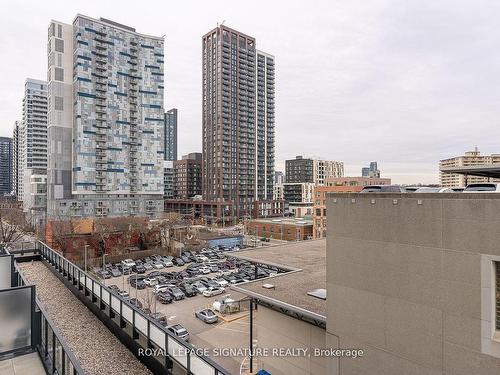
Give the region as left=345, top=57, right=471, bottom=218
left=3, top=1, right=500, bottom=184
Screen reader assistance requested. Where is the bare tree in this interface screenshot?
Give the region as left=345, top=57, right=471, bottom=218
left=0, top=205, right=33, bottom=247
left=148, top=212, right=186, bottom=251
left=49, top=217, right=74, bottom=258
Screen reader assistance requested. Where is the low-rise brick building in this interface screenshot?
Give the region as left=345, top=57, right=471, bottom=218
left=245, top=217, right=313, bottom=241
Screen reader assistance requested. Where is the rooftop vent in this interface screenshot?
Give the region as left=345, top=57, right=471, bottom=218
left=307, top=288, right=326, bottom=300
left=262, top=283, right=275, bottom=290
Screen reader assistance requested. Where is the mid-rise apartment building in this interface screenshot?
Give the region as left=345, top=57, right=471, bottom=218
left=285, top=156, right=343, bottom=185
left=326, top=176, right=392, bottom=187
left=164, top=108, right=177, bottom=161
left=174, top=153, right=202, bottom=199
left=12, top=122, right=20, bottom=198
left=0, top=137, right=13, bottom=195
left=46, top=15, right=164, bottom=219
left=202, top=25, right=275, bottom=218
left=163, top=160, right=174, bottom=199
left=283, top=182, right=315, bottom=217
left=439, top=148, right=500, bottom=187
left=19, top=79, right=48, bottom=219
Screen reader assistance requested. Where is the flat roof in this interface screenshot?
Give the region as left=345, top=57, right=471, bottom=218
left=249, top=217, right=313, bottom=226
left=440, top=164, right=500, bottom=178
left=230, top=239, right=326, bottom=320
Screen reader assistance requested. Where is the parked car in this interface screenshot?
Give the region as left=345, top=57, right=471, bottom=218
left=118, top=290, right=129, bottom=298
left=143, top=277, right=159, bottom=287
left=186, top=268, right=200, bottom=276
left=161, top=260, right=174, bottom=268
left=192, top=281, right=208, bottom=294
left=121, top=259, right=136, bottom=268
left=109, top=268, right=121, bottom=277
left=143, top=262, right=153, bottom=271
left=199, top=266, right=211, bottom=274
left=108, top=284, right=120, bottom=293
left=209, top=265, right=219, bottom=273
left=156, top=292, right=173, bottom=304
left=172, top=257, right=185, bottom=266
left=154, top=284, right=176, bottom=294
left=414, top=187, right=454, bottom=193
left=131, top=279, right=146, bottom=289
left=464, top=183, right=500, bottom=192
left=150, top=312, right=166, bottom=323
left=97, top=270, right=111, bottom=279
left=128, top=298, right=143, bottom=308
left=153, top=261, right=164, bottom=269
left=132, top=265, right=146, bottom=274
left=166, top=287, right=185, bottom=300
left=202, top=287, right=225, bottom=297
left=167, top=324, right=189, bottom=341
left=215, top=278, right=229, bottom=287
left=181, top=255, right=191, bottom=263
left=360, top=185, right=407, bottom=193
left=179, top=284, right=197, bottom=297
left=195, top=308, right=219, bottom=324
left=207, top=279, right=220, bottom=289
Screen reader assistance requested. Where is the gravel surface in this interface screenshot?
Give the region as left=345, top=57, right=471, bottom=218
left=19, top=261, right=152, bottom=375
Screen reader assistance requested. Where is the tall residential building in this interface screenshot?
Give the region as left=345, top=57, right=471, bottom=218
left=202, top=25, right=275, bottom=218
left=0, top=137, right=13, bottom=195
left=19, top=79, right=48, bottom=218
left=164, top=108, right=177, bottom=161
left=285, top=156, right=344, bottom=185
left=439, top=148, right=500, bottom=187
left=163, top=160, right=174, bottom=198
left=361, top=161, right=380, bottom=178
left=12, top=121, right=20, bottom=197
left=174, top=153, right=202, bottom=199
left=46, top=15, right=165, bottom=218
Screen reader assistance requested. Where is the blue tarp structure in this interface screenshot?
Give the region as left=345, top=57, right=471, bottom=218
left=206, top=235, right=244, bottom=249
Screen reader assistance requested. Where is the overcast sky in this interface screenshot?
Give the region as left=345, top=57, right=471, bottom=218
left=2, top=0, right=500, bottom=184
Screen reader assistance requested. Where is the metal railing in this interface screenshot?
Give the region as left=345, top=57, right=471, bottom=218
left=35, top=241, right=230, bottom=375
left=13, top=255, right=85, bottom=375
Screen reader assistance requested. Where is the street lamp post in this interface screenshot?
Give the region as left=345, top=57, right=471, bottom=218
left=84, top=244, right=89, bottom=272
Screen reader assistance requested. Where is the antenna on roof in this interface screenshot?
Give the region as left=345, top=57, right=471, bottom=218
left=221, top=20, right=225, bottom=26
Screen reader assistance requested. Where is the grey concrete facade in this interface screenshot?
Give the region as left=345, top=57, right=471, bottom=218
left=326, top=193, right=500, bottom=375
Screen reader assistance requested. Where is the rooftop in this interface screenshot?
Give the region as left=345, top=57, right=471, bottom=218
left=249, top=217, right=313, bottom=226
left=230, top=239, right=326, bottom=321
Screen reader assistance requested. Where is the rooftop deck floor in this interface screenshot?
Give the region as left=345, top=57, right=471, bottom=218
left=18, top=261, right=151, bottom=375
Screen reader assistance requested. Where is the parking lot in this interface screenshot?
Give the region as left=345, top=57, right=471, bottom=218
left=92, top=247, right=281, bottom=373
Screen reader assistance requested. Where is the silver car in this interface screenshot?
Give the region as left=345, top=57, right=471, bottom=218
left=195, top=309, right=219, bottom=324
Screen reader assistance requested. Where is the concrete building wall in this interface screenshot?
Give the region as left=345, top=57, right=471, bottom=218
left=326, top=193, right=500, bottom=375
left=255, top=306, right=331, bottom=375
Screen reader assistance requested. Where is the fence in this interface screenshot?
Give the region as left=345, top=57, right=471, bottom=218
left=3, top=249, right=86, bottom=375
left=36, top=241, right=230, bottom=375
